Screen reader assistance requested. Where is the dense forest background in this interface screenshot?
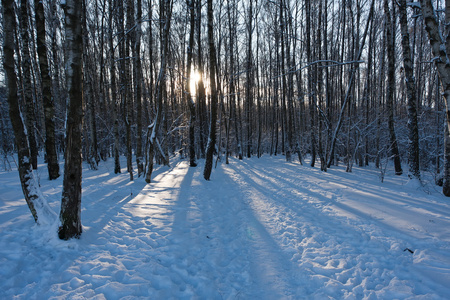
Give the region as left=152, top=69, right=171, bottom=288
left=1, top=0, right=450, bottom=191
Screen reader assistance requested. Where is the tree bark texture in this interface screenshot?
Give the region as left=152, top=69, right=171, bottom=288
left=398, top=0, right=420, bottom=179
left=245, top=0, right=253, bottom=159
left=186, top=0, right=197, bottom=167
left=305, top=0, right=317, bottom=167
left=420, top=0, right=450, bottom=195
left=145, top=0, right=172, bottom=183
left=19, top=0, right=38, bottom=170
left=203, top=0, right=218, bottom=180
left=110, top=0, right=121, bottom=174
left=135, top=0, right=145, bottom=177
left=59, top=0, right=84, bottom=240
left=126, top=0, right=134, bottom=181
left=385, top=0, right=403, bottom=175
left=3, top=0, right=56, bottom=225
left=35, top=0, right=60, bottom=180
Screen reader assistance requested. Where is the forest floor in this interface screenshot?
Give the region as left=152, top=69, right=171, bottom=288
left=1, top=155, right=450, bottom=299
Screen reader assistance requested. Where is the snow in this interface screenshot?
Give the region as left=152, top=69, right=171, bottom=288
left=408, top=2, right=421, bottom=9
left=1, top=155, right=450, bottom=299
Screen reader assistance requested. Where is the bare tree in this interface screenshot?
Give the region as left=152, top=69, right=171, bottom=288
left=398, top=0, right=420, bottom=179
left=35, top=0, right=60, bottom=180
left=135, top=0, right=145, bottom=176
left=59, top=0, right=84, bottom=240
left=203, top=0, right=218, bottom=180
left=2, top=0, right=56, bottom=225
left=305, top=0, right=317, bottom=167
left=186, top=0, right=197, bottom=167
left=384, top=0, right=403, bottom=175
left=196, top=0, right=207, bottom=159
left=125, top=0, right=134, bottom=181
left=110, top=0, right=121, bottom=174
left=19, top=0, right=38, bottom=170
left=245, top=0, right=253, bottom=158
left=419, top=0, right=450, bottom=195
left=327, top=0, right=375, bottom=169
left=145, top=0, right=172, bottom=183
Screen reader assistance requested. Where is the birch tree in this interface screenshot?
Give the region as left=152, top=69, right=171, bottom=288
left=398, top=0, right=420, bottom=179
left=59, top=0, right=84, bottom=240
left=145, top=0, right=172, bottom=183
left=125, top=0, right=134, bottom=181
left=19, top=0, right=38, bottom=170
left=110, top=0, right=121, bottom=174
left=419, top=0, right=450, bottom=195
left=186, top=0, right=197, bottom=167
left=2, top=0, right=56, bottom=225
left=245, top=0, right=253, bottom=158
left=135, top=0, right=145, bottom=176
left=35, top=0, right=60, bottom=180
left=203, top=0, right=218, bottom=180
left=384, top=0, right=403, bottom=175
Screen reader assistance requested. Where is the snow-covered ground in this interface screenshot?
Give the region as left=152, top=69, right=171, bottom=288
left=1, top=155, right=450, bottom=299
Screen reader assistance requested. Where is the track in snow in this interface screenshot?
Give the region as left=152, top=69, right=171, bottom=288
left=1, top=155, right=450, bottom=299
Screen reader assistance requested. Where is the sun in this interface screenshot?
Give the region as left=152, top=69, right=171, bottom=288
left=190, top=70, right=201, bottom=94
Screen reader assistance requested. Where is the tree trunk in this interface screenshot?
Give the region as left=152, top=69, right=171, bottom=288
left=110, top=0, right=121, bottom=174
left=19, top=0, right=38, bottom=170
left=126, top=0, right=134, bottom=181
left=203, top=0, right=218, bottom=180
left=196, top=0, right=207, bottom=158
left=50, top=0, right=62, bottom=146
left=186, top=0, right=197, bottom=167
left=35, top=0, right=60, bottom=180
left=280, top=0, right=288, bottom=161
left=317, top=0, right=326, bottom=171
left=3, top=0, right=56, bottom=225
left=384, top=0, right=403, bottom=175
left=245, top=0, right=253, bottom=159
left=419, top=0, right=450, bottom=195
left=305, top=0, right=317, bottom=167
left=227, top=0, right=242, bottom=160
left=135, top=0, right=145, bottom=176
left=145, top=0, right=172, bottom=183
left=59, top=0, right=84, bottom=240
left=83, top=3, right=100, bottom=170
left=398, top=0, right=420, bottom=179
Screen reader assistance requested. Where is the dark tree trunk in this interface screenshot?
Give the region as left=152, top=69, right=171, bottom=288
left=419, top=0, right=450, bottom=195
left=35, top=0, right=60, bottom=180
left=59, top=0, right=84, bottom=240
left=196, top=0, right=207, bottom=158
left=203, top=0, right=218, bottom=180
left=245, top=0, right=253, bottom=159
left=135, top=0, right=145, bottom=176
left=110, top=0, right=121, bottom=174
left=398, top=0, right=420, bottom=179
left=186, top=0, right=197, bottom=167
left=3, top=0, right=56, bottom=225
left=145, top=0, right=172, bottom=183
left=384, top=0, right=403, bottom=175
left=19, top=0, right=38, bottom=170
left=83, top=3, right=100, bottom=170
left=125, top=0, right=134, bottom=181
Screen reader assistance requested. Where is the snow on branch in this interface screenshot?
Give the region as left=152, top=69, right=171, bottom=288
left=408, top=2, right=421, bottom=9
left=272, top=60, right=365, bottom=80
left=293, top=59, right=365, bottom=73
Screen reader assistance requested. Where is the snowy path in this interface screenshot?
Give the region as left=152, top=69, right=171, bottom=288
left=224, top=159, right=450, bottom=298
left=1, top=156, right=450, bottom=299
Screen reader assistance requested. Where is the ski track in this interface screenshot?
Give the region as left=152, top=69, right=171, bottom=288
left=1, top=156, right=450, bottom=299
